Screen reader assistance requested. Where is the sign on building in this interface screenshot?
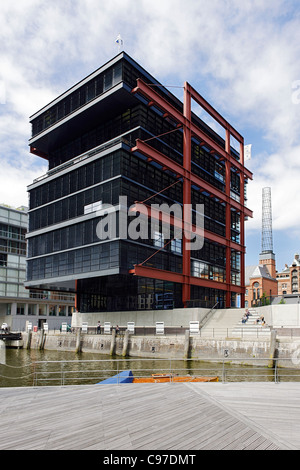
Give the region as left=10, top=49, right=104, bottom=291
left=156, top=322, right=164, bottom=335
left=189, top=321, right=200, bottom=334
left=127, top=322, right=135, bottom=334
left=244, top=144, right=252, bottom=161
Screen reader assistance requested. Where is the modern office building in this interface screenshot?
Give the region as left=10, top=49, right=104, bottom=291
left=0, top=205, right=28, bottom=300
left=25, top=52, right=252, bottom=313
left=0, top=204, right=75, bottom=330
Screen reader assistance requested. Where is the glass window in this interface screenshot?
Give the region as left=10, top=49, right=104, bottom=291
left=103, top=69, right=113, bottom=91
left=38, top=305, right=47, bottom=316
left=17, top=304, right=25, bottom=315
left=68, top=306, right=75, bottom=316
left=153, top=231, right=164, bottom=248
left=171, top=239, right=182, bottom=254
left=49, top=305, right=57, bottom=316
left=58, top=305, right=66, bottom=316
left=28, top=304, right=36, bottom=315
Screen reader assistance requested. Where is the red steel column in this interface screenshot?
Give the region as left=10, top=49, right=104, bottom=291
left=225, top=128, right=232, bottom=308
left=182, top=82, right=192, bottom=307
left=239, top=141, right=245, bottom=308
left=131, top=79, right=251, bottom=309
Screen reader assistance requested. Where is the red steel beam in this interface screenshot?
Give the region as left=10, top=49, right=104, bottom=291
left=131, top=78, right=251, bottom=308
left=132, top=79, right=253, bottom=181
left=129, top=265, right=243, bottom=294
left=129, top=203, right=245, bottom=253
left=182, top=82, right=192, bottom=306
left=131, top=139, right=253, bottom=219
left=132, top=79, right=184, bottom=125
left=187, top=83, right=243, bottom=145
left=30, top=146, right=49, bottom=160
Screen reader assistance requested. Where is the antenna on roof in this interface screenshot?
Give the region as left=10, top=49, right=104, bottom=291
left=115, top=34, right=123, bottom=53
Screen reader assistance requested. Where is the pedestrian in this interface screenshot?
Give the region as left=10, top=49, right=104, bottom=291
left=97, top=321, right=101, bottom=334
left=115, top=325, right=120, bottom=334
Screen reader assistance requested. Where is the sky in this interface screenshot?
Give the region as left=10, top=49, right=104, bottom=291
left=0, top=0, right=300, bottom=272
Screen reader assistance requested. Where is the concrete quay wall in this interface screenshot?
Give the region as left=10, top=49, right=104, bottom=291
left=23, top=330, right=300, bottom=369
left=71, top=307, right=211, bottom=328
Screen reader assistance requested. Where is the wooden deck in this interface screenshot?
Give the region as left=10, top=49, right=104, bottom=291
left=0, top=382, right=299, bottom=450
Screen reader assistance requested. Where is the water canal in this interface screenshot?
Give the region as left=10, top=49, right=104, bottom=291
left=1, top=348, right=300, bottom=387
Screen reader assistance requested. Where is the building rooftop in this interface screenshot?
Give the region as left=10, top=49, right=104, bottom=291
left=0, top=204, right=28, bottom=213
left=245, top=264, right=274, bottom=285
left=290, top=254, right=300, bottom=267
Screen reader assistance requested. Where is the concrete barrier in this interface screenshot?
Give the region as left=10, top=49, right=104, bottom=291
left=75, top=328, right=81, bottom=354
left=110, top=329, right=116, bottom=356
left=21, top=329, right=300, bottom=370
left=268, top=330, right=277, bottom=368
left=122, top=330, right=130, bottom=357
left=183, top=330, right=190, bottom=359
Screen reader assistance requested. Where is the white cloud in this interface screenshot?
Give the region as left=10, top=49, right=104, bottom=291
left=0, top=153, right=47, bottom=208
left=0, top=0, right=300, bottom=247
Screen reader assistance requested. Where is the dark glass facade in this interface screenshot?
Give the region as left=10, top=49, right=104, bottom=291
left=26, top=52, right=252, bottom=311
left=77, top=275, right=182, bottom=312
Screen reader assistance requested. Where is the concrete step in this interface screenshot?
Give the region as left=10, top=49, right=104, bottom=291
left=233, top=325, right=271, bottom=332
left=201, top=307, right=271, bottom=338
left=202, top=309, right=244, bottom=330
left=230, top=309, right=271, bottom=336
left=231, top=327, right=271, bottom=335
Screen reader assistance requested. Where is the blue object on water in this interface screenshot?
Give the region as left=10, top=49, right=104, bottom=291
left=97, top=370, right=134, bottom=384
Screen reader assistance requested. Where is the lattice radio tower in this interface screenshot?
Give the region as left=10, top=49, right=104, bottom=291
left=261, top=187, right=274, bottom=253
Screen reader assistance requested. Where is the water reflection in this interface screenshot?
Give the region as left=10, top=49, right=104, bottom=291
left=0, top=349, right=300, bottom=387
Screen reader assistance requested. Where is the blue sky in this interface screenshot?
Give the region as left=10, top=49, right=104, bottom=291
left=1, top=0, right=300, bottom=272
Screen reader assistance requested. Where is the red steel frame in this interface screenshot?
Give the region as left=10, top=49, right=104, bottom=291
left=130, top=79, right=253, bottom=309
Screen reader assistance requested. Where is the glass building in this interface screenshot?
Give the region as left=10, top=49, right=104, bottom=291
left=26, top=52, right=252, bottom=313
left=0, top=204, right=75, bottom=330
left=0, top=205, right=28, bottom=300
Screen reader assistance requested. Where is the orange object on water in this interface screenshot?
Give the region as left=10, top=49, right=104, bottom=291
left=132, top=374, right=218, bottom=383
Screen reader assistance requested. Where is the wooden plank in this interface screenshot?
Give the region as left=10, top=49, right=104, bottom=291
left=0, top=383, right=296, bottom=450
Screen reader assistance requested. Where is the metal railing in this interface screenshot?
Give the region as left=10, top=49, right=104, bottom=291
left=29, top=291, right=75, bottom=301
left=33, top=135, right=133, bottom=184
left=1, top=357, right=300, bottom=387
left=26, top=324, right=300, bottom=339
left=76, top=325, right=273, bottom=339
left=80, top=326, right=187, bottom=336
